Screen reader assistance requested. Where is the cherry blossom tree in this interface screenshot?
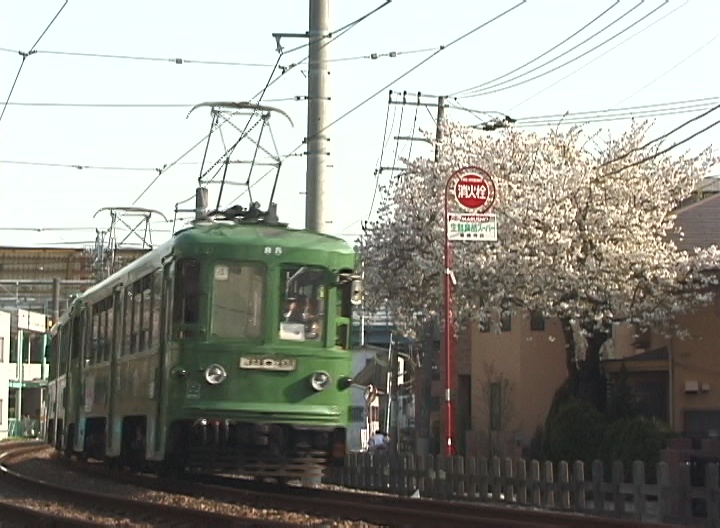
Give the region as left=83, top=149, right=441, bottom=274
left=362, top=119, right=719, bottom=408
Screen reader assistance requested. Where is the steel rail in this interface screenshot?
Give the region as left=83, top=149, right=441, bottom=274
left=44, top=446, right=679, bottom=528
left=0, top=443, right=301, bottom=527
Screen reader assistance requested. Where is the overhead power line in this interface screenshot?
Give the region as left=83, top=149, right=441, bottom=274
left=457, top=0, right=671, bottom=99
left=507, top=0, right=688, bottom=111
left=452, top=0, right=624, bottom=97
left=230, top=1, right=529, bottom=206
left=597, top=101, right=720, bottom=169
left=0, top=0, right=68, bottom=126
left=603, top=115, right=720, bottom=178
left=460, top=97, right=720, bottom=128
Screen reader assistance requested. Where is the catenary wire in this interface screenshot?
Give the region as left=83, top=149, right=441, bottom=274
left=6, top=97, right=716, bottom=172
left=0, top=1, right=392, bottom=63
left=213, top=53, right=283, bottom=208
left=0, top=99, right=298, bottom=108
left=506, top=0, right=688, bottom=111
left=131, top=3, right=392, bottom=207
left=0, top=0, right=68, bottom=125
left=0, top=43, right=432, bottom=68
left=460, top=0, right=670, bottom=99
left=451, top=0, right=623, bottom=97
left=131, top=54, right=284, bottom=206
left=0, top=160, right=169, bottom=171
left=230, top=1, right=529, bottom=207
left=0, top=47, right=444, bottom=112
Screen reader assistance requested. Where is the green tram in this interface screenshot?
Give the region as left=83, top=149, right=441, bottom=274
left=45, top=211, right=361, bottom=479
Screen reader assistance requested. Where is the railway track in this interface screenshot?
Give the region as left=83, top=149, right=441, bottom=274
left=0, top=442, right=302, bottom=527
left=38, top=444, right=680, bottom=528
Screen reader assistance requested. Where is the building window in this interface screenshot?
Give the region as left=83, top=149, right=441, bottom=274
left=0, top=336, right=4, bottom=362
left=490, top=382, right=502, bottom=431
left=500, top=310, right=511, bottom=332
left=530, top=311, right=545, bottom=331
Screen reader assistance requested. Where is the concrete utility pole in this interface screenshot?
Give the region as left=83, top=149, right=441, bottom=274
left=305, top=0, right=332, bottom=233
left=435, top=96, right=445, bottom=162
left=416, top=96, right=446, bottom=455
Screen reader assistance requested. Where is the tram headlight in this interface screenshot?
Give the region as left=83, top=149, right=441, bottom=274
left=204, top=364, right=227, bottom=385
left=310, top=371, right=331, bottom=392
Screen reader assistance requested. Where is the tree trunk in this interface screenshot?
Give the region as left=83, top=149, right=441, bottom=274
left=560, top=319, right=610, bottom=411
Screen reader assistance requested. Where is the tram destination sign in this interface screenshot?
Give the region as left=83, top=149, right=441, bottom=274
left=447, top=213, right=497, bottom=242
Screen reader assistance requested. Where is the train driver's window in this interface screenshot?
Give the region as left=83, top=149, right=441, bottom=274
left=279, top=265, right=326, bottom=343
left=211, top=263, right=265, bottom=339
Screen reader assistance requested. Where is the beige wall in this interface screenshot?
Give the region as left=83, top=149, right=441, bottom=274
left=649, top=303, right=720, bottom=433
left=466, top=312, right=567, bottom=457
left=441, top=293, right=720, bottom=455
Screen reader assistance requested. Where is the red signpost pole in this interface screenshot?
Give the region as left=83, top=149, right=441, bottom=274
left=443, top=175, right=456, bottom=457
left=443, top=166, right=497, bottom=457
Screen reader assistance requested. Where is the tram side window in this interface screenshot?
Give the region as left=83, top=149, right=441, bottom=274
left=123, top=288, right=134, bottom=356
left=173, top=258, right=201, bottom=337
left=71, top=314, right=83, bottom=360
left=60, top=328, right=70, bottom=374
left=48, top=334, right=59, bottom=379
left=141, top=276, right=152, bottom=349
left=132, top=281, right=142, bottom=353
left=152, top=270, right=163, bottom=343
left=105, top=300, right=114, bottom=362
left=211, top=263, right=264, bottom=339
left=279, top=265, right=326, bottom=343
left=89, top=309, right=99, bottom=364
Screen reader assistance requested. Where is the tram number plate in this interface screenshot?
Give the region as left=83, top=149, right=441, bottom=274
left=239, top=357, right=297, bottom=371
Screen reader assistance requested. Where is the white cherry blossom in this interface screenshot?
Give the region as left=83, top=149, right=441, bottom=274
left=362, top=119, right=719, bottom=402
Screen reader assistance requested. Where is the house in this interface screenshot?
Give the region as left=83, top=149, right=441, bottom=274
left=604, top=193, right=720, bottom=438
left=457, top=191, right=720, bottom=457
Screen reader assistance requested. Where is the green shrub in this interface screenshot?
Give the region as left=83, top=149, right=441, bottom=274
left=599, top=416, right=670, bottom=481
left=545, top=397, right=607, bottom=464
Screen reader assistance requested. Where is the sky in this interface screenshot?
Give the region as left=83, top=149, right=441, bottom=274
left=0, top=0, right=719, bottom=250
